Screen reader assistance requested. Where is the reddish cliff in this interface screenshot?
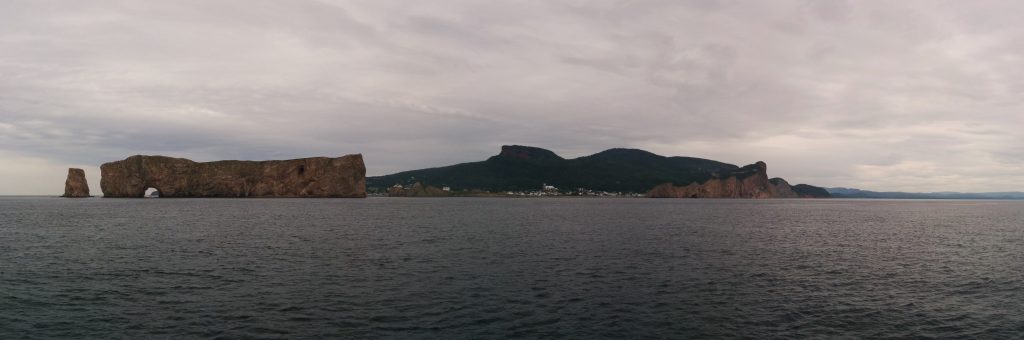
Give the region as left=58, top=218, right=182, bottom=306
left=100, top=155, right=366, bottom=198
left=647, top=161, right=800, bottom=198
left=61, top=168, right=91, bottom=198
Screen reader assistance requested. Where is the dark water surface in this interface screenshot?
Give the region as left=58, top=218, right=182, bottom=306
left=2, top=197, right=1023, bottom=339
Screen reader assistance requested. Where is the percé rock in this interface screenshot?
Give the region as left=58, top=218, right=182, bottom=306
left=61, top=168, right=91, bottom=198
left=99, top=155, right=366, bottom=198
left=647, top=161, right=799, bottom=198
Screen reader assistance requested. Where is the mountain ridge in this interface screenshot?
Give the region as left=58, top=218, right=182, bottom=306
left=368, top=145, right=829, bottom=197
left=827, top=187, right=1024, bottom=199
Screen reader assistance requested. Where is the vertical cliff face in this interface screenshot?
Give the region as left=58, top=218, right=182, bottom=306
left=61, top=168, right=91, bottom=198
left=100, top=154, right=366, bottom=198
left=647, top=161, right=800, bottom=198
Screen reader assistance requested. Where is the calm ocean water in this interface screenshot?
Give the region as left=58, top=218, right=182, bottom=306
left=2, top=197, right=1023, bottom=339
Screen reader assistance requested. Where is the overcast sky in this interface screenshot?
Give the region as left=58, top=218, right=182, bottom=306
left=3, top=0, right=1024, bottom=195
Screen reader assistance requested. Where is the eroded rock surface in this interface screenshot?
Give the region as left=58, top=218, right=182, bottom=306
left=647, top=161, right=799, bottom=198
left=100, top=155, right=366, bottom=198
left=61, top=168, right=91, bottom=198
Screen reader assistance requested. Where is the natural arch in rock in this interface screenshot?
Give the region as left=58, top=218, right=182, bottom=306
left=99, top=155, right=366, bottom=198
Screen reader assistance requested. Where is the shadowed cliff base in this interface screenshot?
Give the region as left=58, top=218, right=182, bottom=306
left=99, top=155, right=366, bottom=198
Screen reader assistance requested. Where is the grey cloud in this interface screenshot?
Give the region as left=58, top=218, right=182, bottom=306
left=2, top=0, right=1024, bottom=194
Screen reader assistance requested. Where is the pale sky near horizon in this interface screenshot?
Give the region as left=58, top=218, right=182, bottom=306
left=3, top=0, right=1024, bottom=195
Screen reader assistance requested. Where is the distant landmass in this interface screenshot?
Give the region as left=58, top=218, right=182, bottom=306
left=368, top=145, right=830, bottom=198
left=827, top=187, right=1024, bottom=199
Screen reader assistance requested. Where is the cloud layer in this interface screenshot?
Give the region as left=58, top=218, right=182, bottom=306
left=3, top=0, right=1024, bottom=194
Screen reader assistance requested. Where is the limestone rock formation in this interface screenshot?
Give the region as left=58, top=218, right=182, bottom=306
left=100, top=155, right=366, bottom=198
left=647, top=161, right=800, bottom=198
left=61, top=168, right=91, bottom=198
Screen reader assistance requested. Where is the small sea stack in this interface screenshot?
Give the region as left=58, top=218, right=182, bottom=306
left=61, top=168, right=91, bottom=198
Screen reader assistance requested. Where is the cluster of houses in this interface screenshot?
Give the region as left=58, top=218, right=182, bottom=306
left=389, top=183, right=450, bottom=192
left=502, top=184, right=646, bottom=197
left=375, top=180, right=645, bottom=198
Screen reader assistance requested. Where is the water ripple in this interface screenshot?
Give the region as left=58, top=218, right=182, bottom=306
left=1, top=197, right=1023, bottom=338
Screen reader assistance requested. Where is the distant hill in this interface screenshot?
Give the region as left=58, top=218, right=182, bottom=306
left=793, top=184, right=832, bottom=198
left=827, top=187, right=1024, bottom=199
left=368, top=145, right=828, bottom=196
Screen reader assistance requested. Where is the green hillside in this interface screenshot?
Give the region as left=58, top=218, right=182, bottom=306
left=367, top=145, right=740, bottom=193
